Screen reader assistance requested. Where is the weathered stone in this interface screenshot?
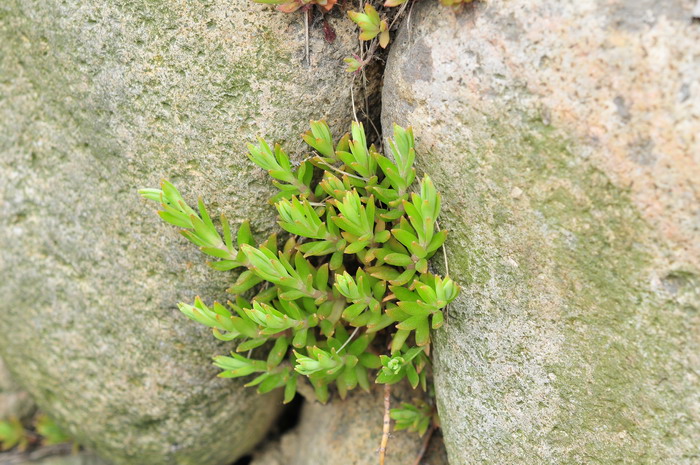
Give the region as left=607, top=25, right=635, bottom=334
left=0, top=358, right=36, bottom=422
left=0, top=1, right=371, bottom=464
left=382, top=1, right=700, bottom=463
left=251, top=384, right=448, bottom=465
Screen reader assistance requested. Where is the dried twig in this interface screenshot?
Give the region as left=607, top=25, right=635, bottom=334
left=388, top=0, right=411, bottom=31
left=379, top=383, right=392, bottom=465
left=407, top=0, right=416, bottom=42
left=337, top=326, right=360, bottom=353
left=304, top=8, right=311, bottom=66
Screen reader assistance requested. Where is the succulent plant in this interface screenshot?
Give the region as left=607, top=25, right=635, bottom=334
left=140, top=120, right=458, bottom=409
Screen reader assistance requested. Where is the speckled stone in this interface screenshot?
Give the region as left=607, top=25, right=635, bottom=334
left=0, top=1, right=372, bottom=464
left=382, top=1, right=700, bottom=463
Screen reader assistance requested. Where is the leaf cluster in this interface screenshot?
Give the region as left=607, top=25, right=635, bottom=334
left=390, top=400, right=434, bottom=436
left=348, top=5, right=389, bottom=49
left=0, top=415, right=72, bottom=452
left=140, top=120, right=458, bottom=406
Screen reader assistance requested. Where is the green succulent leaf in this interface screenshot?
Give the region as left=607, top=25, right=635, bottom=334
left=333, top=190, right=375, bottom=241
left=276, top=196, right=327, bottom=239
left=348, top=5, right=386, bottom=43
left=139, top=181, right=240, bottom=266
left=214, top=353, right=267, bottom=378
left=248, top=138, right=312, bottom=200
left=303, top=120, right=336, bottom=160
left=344, top=55, right=364, bottom=73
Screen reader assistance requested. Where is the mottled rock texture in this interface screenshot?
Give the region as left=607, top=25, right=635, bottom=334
left=251, top=384, right=448, bottom=465
left=382, top=1, right=700, bottom=463
left=0, top=1, right=369, bottom=464
left=0, top=358, right=35, bottom=422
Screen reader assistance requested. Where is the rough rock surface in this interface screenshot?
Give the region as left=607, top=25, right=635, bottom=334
left=0, top=1, right=369, bottom=464
left=0, top=358, right=35, bottom=422
left=251, top=384, right=448, bottom=465
left=382, top=1, right=700, bottom=463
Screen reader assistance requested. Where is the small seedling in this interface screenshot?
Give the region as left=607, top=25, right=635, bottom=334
left=251, top=0, right=477, bottom=72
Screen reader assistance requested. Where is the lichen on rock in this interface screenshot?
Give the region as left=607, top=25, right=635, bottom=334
left=382, top=1, right=700, bottom=463
left=0, top=1, right=374, bottom=464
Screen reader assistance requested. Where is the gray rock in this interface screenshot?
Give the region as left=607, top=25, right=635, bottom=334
left=382, top=1, right=700, bottom=463
left=0, top=358, right=35, bottom=422
left=0, top=1, right=372, bottom=464
left=251, top=383, right=448, bottom=465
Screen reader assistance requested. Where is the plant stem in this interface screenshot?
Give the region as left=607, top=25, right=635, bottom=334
left=318, top=160, right=368, bottom=181
left=337, top=326, right=360, bottom=353
left=379, top=383, right=391, bottom=465
left=434, top=220, right=449, bottom=277
left=435, top=219, right=451, bottom=321
left=388, top=0, right=411, bottom=31
left=350, top=75, right=359, bottom=122
left=363, top=39, right=379, bottom=66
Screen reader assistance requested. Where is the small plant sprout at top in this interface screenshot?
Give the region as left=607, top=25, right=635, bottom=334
left=139, top=120, right=458, bottom=456
left=250, top=0, right=477, bottom=73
